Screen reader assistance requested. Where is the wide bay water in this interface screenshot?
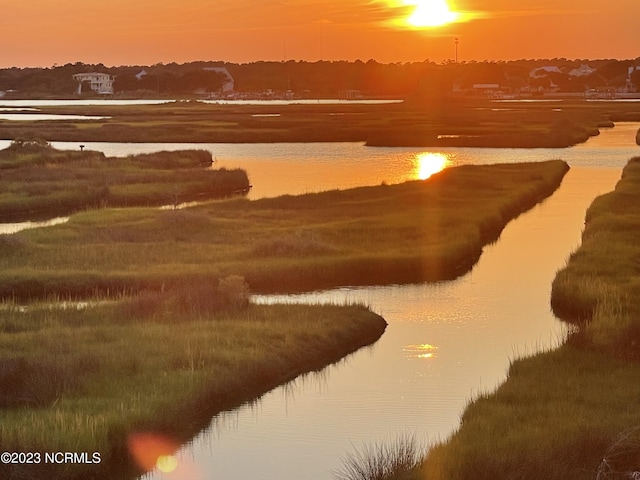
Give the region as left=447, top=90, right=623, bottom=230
left=20, top=122, right=640, bottom=199
left=0, top=121, right=638, bottom=479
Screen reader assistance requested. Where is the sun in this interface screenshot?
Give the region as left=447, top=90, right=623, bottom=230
left=405, top=0, right=459, bottom=27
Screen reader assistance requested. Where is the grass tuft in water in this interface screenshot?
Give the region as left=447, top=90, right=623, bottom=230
left=334, top=433, right=425, bottom=480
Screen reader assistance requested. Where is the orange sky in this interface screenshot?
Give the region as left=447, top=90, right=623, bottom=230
left=1, top=0, right=638, bottom=67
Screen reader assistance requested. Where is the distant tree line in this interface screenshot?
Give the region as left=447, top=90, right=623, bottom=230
left=0, top=58, right=638, bottom=99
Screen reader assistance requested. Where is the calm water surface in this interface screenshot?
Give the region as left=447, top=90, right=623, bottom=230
left=0, top=217, right=69, bottom=235
left=0, top=122, right=637, bottom=479
left=137, top=127, right=636, bottom=479
left=29, top=122, right=640, bottom=199
left=0, top=113, right=109, bottom=121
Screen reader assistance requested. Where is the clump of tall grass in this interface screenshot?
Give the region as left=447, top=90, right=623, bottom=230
left=3, top=137, right=53, bottom=155
left=0, top=358, right=74, bottom=408
left=334, top=433, right=425, bottom=480
left=596, top=426, right=640, bottom=480
left=127, top=149, right=213, bottom=169
left=117, top=275, right=250, bottom=320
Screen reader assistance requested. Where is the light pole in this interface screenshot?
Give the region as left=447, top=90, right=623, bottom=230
left=455, top=37, right=459, bottom=63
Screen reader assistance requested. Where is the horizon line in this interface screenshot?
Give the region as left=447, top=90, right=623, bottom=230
left=3, top=56, right=640, bottom=70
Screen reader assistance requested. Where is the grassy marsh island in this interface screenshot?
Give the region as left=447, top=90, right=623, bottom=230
left=0, top=160, right=568, bottom=300
left=0, top=295, right=386, bottom=480
left=404, top=157, right=640, bottom=480
left=1, top=99, right=640, bottom=147
left=0, top=140, right=249, bottom=222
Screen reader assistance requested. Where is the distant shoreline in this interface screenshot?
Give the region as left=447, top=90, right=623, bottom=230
left=0, top=99, right=638, bottom=148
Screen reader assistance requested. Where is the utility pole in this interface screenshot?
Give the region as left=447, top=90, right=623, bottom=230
left=320, top=19, right=324, bottom=61
left=455, top=37, right=459, bottom=63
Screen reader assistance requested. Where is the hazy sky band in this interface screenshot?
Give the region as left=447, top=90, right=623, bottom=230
left=1, top=0, right=638, bottom=67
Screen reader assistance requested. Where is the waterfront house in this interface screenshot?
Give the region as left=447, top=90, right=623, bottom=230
left=72, top=72, right=115, bottom=95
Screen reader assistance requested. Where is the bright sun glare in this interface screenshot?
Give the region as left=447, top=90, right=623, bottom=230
left=405, top=0, right=459, bottom=27
left=415, top=152, right=450, bottom=180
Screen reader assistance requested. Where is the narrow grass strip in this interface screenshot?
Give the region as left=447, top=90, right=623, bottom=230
left=0, top=160, right=569, bottom=300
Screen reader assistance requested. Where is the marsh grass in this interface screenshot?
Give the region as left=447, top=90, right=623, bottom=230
left=0, top=161, right=568, bottom=300
left=0, top=145, right=249, bottom=221
left=0, top=293, right=386, bottom=480
left=334, top=433, right=426, bottom=480
left=412, top=157, right=640, bottom=480
left=552, top=156, right=640, bottom=355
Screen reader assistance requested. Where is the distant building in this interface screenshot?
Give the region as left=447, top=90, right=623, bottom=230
left=471, top=83, right=504, bottom=98
left=338, top=89, right=362, bottom=100
left=530, top=66, right=563, bottom=78
left=72, top=72, right=115, bottom=95
left=627, top=66, right=640, bottom=92
left=569, top=64, right=596, bottom=77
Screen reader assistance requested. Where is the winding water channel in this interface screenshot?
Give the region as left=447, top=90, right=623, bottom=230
left=0, top=122, right=638, bottom=480
left=139, top=125, right=636, bottom=480
left=142, top=167, right=620, bottom=480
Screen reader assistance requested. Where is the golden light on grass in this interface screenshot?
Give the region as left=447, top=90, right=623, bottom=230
left=405, top=0, right=459, bottom=27
left=415, top=152, right=451, bottom=179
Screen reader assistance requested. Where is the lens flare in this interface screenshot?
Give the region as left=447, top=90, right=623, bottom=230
left=156, top=454, right=179, bottom=474
left=127, top=432, right=179, bottom=472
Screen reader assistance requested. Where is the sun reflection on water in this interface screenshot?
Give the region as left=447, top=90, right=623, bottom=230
left=414, top=152, right=451, bottom=180
left=403, top=343, right=438, bottom=359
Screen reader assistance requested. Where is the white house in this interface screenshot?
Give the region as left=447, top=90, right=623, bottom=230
left=569, top=64, right=596, bottom=77
left=529, top=66, right=562, bottom=78
left=73, top=72, right=115, bottom=95
left=627, top=66, right=640, bottom=92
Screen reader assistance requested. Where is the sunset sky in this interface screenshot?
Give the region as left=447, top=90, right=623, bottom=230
left=1, top=0, right=638, bottom=67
